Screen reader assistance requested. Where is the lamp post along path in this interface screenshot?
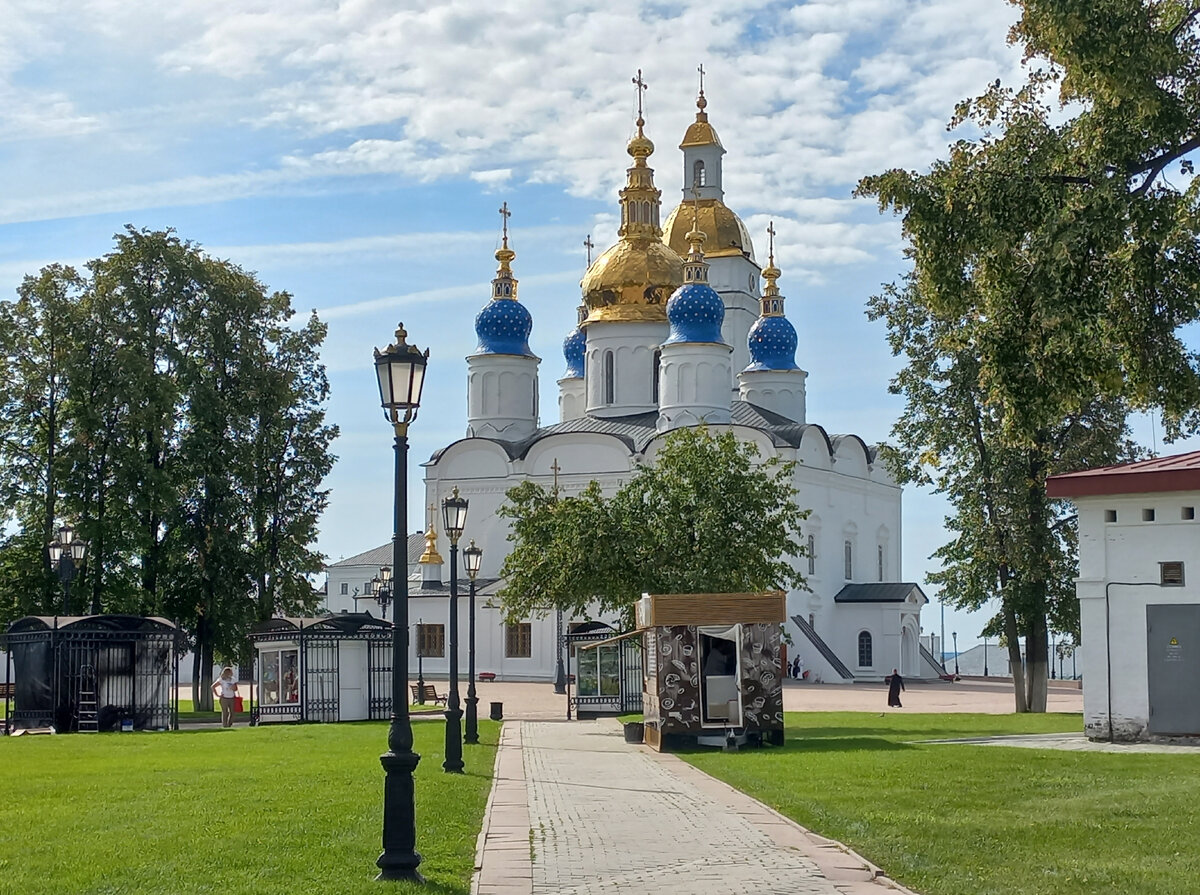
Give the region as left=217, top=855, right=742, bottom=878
left=463, top=539, right=482, bottom=745
left=373, top=323, right=427, bottom=883
left=442, top=487, right=468, bottom=774
left=48, top=523, right=88, bottom=616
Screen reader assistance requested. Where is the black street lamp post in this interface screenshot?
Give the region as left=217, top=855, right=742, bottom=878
left=416, top=617, right=425, bottom=704
left=983, top=635, right=989, bottom=677
left=441, top=487, right=468, bottom=774
left=553, top=608, right=567, bottom=694
left=952, top=631, right=959, bottom=676
left=463, top=539, right=482, bottom=745
left=375, top=566, right=393, bottom=620
left=373, top=322, right=428, bottom=883
left=1050, top=632, right=1057, bottom=679
left=48, top=524, right=88, bottom=615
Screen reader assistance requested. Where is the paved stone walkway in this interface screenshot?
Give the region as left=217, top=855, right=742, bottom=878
left=473, top=720, right=917, bottom=895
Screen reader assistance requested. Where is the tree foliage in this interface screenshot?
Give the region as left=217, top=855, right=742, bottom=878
left=0, top=228, right=337, bottom=708
left=496, top=427, right=809, bottom=626
left=857, top=0, right=1200, bottom=710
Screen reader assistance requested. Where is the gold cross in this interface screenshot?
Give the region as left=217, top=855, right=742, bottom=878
left=584, top=234, right=594, bottom=266
left=698, top=63, right=705, bottom=96
left=427, top=502, right=437, bottom=530
left=499, top=201, right=511, bottom=244
left=632, top=69, right=647, bottom=119
left=550, top=458, right=562, bottom=499
left=766, top=221, right=776, bottom=265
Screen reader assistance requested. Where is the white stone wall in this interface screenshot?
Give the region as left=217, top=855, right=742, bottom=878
left=466, top=353, right=540, bottom=440
left=584, top=321, right=668, bottom=417
left=1073, top=491, right=1200, bottom=739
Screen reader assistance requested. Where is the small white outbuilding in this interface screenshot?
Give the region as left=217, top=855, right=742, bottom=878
left=1048, top=451, right=1200, bottom=741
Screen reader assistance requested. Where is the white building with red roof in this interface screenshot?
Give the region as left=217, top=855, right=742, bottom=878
left=1048, top=450, right=1200, bottom=741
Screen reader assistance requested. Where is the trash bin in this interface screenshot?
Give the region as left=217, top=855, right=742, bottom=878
left=234, top=696, right=244, bottom=713
left=489, top=701, right=503, bottom=721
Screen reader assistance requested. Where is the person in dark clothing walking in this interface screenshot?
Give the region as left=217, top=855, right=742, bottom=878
left=887, top=668, right=905, bottom=708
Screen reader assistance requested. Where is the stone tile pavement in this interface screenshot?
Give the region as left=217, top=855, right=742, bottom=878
left=473, top=719, right=918, bottom=895
left=921, top=732, right=1200, bottom=753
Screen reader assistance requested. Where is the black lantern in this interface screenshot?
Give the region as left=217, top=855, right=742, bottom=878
left=377, top=565, right=392, bottom=620
left=374, top=324, right=429, bottom=428
left=442, top=487, right=469, bottom=544
left=373, top=322, right=427, bottom=883
left=463, top=539, right=482, bottom=745
left=47, top=523, right=88, bottom=615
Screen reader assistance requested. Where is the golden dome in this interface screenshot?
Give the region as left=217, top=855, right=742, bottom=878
left=662, top=199, right=756, bottom=261
left=581, top=238, right=683, bottom=323
left=680, top=93, right=723, bottom=149
left=581, top=92, right=684, bottom=325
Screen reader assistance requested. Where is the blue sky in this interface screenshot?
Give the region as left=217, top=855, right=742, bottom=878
left=2, top=0, right=1192, bottom=648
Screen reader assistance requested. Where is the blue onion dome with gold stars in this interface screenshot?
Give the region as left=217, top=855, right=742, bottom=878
left=562, top=304, right=587, bottom=378
left=664, top=225, right=725, bottom=344
left=475, top=209, right=534, bottom=356
left=745, top=227, right=799, bottom=371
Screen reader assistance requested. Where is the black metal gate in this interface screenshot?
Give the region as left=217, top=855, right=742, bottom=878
left=367, top=639, right=393, bottom=720
left=304, top=638, right=339, bottom=723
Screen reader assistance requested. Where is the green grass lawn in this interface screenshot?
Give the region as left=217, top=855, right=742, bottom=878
left=680, top=711, right=1200, bottom=895
left=1, top=719, right=499, bottom=894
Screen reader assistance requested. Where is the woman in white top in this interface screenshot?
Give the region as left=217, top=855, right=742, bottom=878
left=211, top=666, right=239, bottom=728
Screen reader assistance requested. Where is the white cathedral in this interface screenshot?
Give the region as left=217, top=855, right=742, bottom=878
left=325, top=83, right=940, bottom=687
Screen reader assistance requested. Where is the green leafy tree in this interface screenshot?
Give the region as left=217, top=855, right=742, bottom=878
left=497, top=427, right=809, bottom=626
left=0, top=228, right=337, bottom=710
left=858, top=0, right=1200, bottom=710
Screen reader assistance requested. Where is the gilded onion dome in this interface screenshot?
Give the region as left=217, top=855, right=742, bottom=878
left=581, top=94, right=684, bottom=324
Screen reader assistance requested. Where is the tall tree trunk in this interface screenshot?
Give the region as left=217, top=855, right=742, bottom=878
left=193, top=613, right=215, bottom=712
left=1025, top=616, right=1049, bottom=712
left=1002, top=599, right=1029, bottom=712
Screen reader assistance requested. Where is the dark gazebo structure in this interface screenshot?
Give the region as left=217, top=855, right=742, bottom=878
left=3, top=615, right=180, bottom=734
left=566, top=620, right=643, bottom=717
left=248, top=613, right=394, bottom=724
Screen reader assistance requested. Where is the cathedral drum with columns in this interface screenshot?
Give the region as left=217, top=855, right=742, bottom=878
left=405, top=76, right=939, bottom=687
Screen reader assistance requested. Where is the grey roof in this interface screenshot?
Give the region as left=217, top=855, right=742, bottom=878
left=329, top=532, right=425, bottom=569
left=427, top=401, right=880, bottom=465
left=833, top=583, right=928, bottom=604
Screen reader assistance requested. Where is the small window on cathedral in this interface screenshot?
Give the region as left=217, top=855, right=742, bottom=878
left=844, top=540, right=853, bottom=580
left=693, top=160, right=706, bottom=187
left=807, top=535, right=815, bottom=575
left=878, top=545, right=884, bottom=582
left=858, top=631, right=873, bottom=667
left=652, top=350, right=661, bottom=404
left=603, top=351, right=615, bottom=404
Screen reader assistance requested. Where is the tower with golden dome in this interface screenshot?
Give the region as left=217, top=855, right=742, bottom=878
left=578, top=72, right=684, bottom=419
left=660, top=76, right=762, bottom=383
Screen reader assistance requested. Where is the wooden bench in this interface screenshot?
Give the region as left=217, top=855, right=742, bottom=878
left=477, top=672, right=496, bottom=682
left=0, top=682, right=13, bottom=700
left=409, top=683, right=447, bottom=705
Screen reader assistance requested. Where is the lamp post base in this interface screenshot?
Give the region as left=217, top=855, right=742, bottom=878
left=376, top=750, right=424, bottom=881
left=443, top=707, right=465, bottom=773
left=464, top=695, right=479, bottom=744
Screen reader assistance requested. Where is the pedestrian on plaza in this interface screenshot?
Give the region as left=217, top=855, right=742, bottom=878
left=887, top=668, right=905, bottom=708
left=212, top=666, right=239, bottom=728
left=791, top=657, right=800, bottom=679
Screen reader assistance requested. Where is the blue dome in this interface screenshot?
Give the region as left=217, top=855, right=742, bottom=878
left=562, top=325, right=585, bottom=378
left=745, top=314, right=799, bottom=371
left=663, top=282, right=725, bottom=345
left=475, top=298, right=533, bottom=356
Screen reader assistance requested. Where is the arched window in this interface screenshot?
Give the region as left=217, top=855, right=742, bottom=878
left=603, top=350, right=615, bottom=404
left=807, top=534, right=815, bottom=575
left=844, top=540, right=853, bottom=580
left=858, top=631, right=873, bottom=667
left=652, top=349, right=661, bottom=404
left=693, top=159, right=706, bottom=187
left=642, top=201, right=651, bottom=224
left=878, top=544, right=884, bottom=581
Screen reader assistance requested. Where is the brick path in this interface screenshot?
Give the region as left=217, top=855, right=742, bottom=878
left=472, top=719, right=917, bottom=895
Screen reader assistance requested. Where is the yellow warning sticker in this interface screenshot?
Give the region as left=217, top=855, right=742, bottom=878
left=1170, top=637, right=1180, bottom=645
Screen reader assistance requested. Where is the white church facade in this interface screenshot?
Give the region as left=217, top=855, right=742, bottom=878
left=326, top=83, right=939, bottom=685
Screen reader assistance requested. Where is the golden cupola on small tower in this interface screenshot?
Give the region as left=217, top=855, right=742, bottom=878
left=581, top=74, right=684, bottom=324
left=662, top=82, right=756, bottom=262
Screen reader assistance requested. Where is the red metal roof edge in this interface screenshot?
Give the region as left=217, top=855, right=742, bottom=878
left=1048, top=451, right=1200, bottom=498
